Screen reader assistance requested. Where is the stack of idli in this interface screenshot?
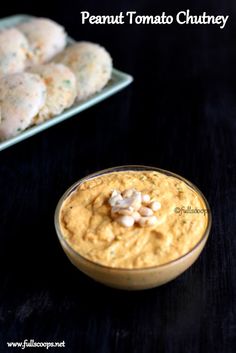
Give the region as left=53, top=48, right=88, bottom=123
left=0, top=17, right=112, bottom=141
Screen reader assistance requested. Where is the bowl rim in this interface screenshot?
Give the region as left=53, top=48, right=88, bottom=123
left=54, top=165, right=212, bottom=272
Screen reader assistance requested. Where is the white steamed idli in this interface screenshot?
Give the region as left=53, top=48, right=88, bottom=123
left=0, top=28, right=30, bottom=77
left=18, top=18, right=66, bottom=65
left=29, top=63, right=77, bottom=123
left=53, top=41, right=112, bottom=100
left=0, top=72, right=46, bottom=140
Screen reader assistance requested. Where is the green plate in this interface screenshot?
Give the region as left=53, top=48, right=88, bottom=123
left=0, top=14, right=133, bottom=151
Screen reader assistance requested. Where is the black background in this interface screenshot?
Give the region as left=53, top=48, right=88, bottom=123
left=0, top=0, right=236, bottom=352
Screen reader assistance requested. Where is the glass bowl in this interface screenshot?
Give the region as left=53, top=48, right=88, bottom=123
left=54, top=165, right=212, bottom=290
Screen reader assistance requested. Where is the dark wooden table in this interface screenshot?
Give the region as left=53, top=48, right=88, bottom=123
left=0, top=1, right=235, bottom=352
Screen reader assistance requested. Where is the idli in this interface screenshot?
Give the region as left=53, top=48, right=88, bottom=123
left=0, top=72, right=46, bottom=140
left=54, top=41, right=112, bottom=100
left=0, top=28, right=30, bottom=77
left=29, top=63, right=77, bottom=123
left=18, top=18, right=66, bottom=65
